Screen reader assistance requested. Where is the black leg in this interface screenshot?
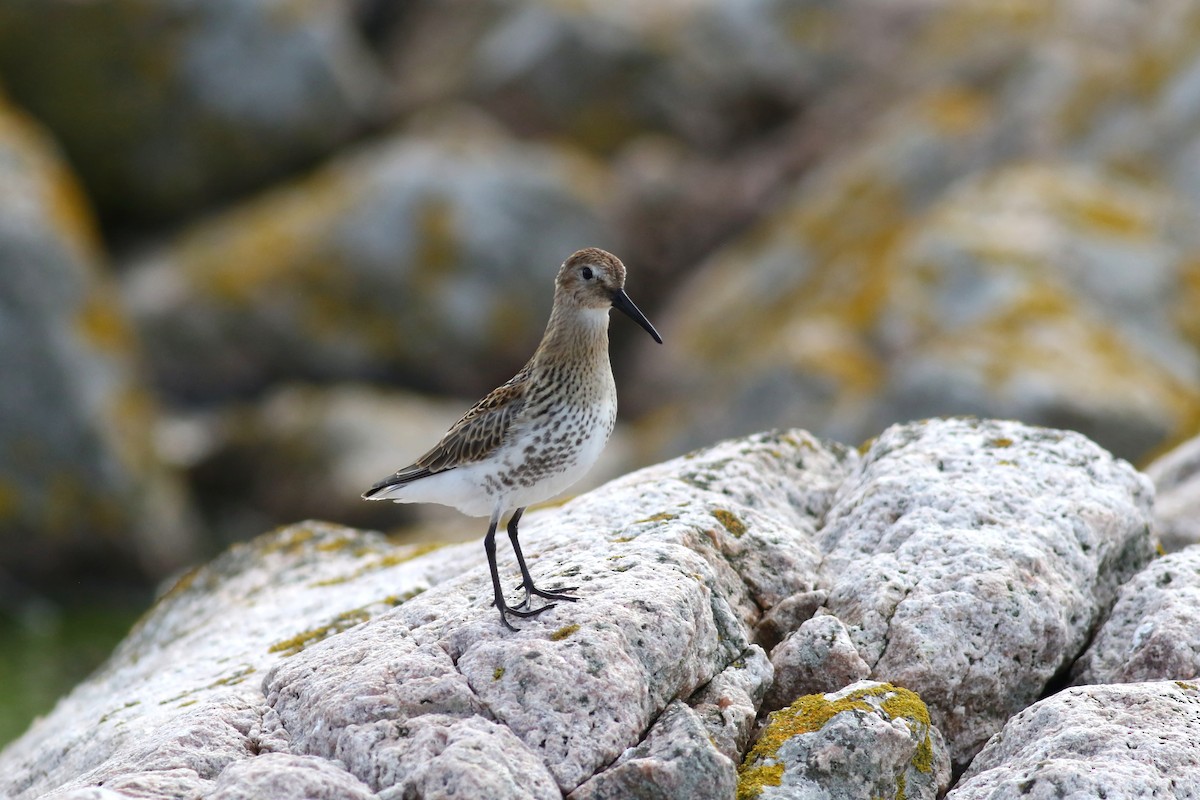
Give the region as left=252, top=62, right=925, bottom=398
left=485, top=510, right=554, bottom=630
left=507, top=507, right=579, bottom=607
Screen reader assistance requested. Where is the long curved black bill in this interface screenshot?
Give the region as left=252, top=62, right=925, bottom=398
left=612, top=289, right=662, bottom=344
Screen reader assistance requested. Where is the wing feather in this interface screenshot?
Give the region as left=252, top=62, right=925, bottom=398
left=363, top=362, right=532, bottom=497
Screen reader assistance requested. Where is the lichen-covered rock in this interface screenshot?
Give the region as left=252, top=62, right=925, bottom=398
left=0, top=430, right=852, bottom=800
left=634, top=0, right=1200, bottom=467
left=948, top=681, right=1200, bottom=799
left=817, top=418, right=1156, bottom=768
left=1072, top=546, right=1200, bottom=685
left=121, top=115, right=618, bottom=402
left=1145, top=433, right=1200, bottom=552
left=0, top=0, right=382, bottom=223
left=0, top=94, right=196, bottom=580
left=764, top=614, right=870, bottom=712
left=738, top=680, right=950, bottom=800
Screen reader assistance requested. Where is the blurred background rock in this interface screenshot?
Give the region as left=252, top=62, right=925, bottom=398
left=2, top=0, right=1200, bottom=747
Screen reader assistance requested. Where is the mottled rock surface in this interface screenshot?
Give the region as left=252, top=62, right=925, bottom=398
left=949, top=681, right=1200, bottom=799
left=764, top=614, right=870, bottom=711
left=817, top=418, right=1155, bottom=769
left=739, top=680, right=950, bottom=800
left=1073, top=546, right=1200, bottom=685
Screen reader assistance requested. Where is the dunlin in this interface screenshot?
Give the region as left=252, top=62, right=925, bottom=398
left=363, top=248, right=662, bottom=630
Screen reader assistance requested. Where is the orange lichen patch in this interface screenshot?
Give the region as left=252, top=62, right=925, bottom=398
left=75, top=294, right=136, bottom=353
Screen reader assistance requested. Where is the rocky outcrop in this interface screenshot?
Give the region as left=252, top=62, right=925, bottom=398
left=0, top=95, right=196, bottom=581
left=1, top=419, right=1176, bottom=799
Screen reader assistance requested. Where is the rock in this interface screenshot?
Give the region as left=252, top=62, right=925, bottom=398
left=0, top=94, right=196, bottom=581
left=948, top=681, right=1200, bottom=798
left=737, top=680, right=950, bottom=800
left=120, top=114, right=619, bottom=402
left=817, top=418, right=1155, bottom=769
left=0, top=0, right=382, bottom=223
left=162, top=383, right=640, bottom=547
left=1072, top=546, right=1200, bottom=685
left=208, top=753, right=375, bottom=800
left=568, top=700, right=736, bottom=800
left=1145, top=433, right=1200, bottom=552
left=686, top=644, right=774, bottom=763
left=0, top=430, right=853, bottom=799
left=764, top=615, right=870, bottom=711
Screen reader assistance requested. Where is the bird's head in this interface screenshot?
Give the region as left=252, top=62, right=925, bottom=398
left=555, top=248, right=662, bottom=343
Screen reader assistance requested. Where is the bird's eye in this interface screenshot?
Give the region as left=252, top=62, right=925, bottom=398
left=581, top=267, right=593, bottom=281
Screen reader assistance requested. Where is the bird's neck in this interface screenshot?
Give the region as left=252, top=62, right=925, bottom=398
left=536, top=305, right=611, bottom=368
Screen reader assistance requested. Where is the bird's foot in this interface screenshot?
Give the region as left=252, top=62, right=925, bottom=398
left=515, top=581, right=580, bottom=607
left=493, top=598, right=557, bottom=631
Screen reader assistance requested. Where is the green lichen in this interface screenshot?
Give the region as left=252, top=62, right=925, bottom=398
left=737, top=683, right=934, bottom=799
left=550, top=624, right=580, bottom=642
left=268, top=593, right=415, bottom=657
left=1175, top=681, right=1198, bottom=691
left=711, top=509, right=747, bottom=538
left=494, top=667, right=505, bottom=681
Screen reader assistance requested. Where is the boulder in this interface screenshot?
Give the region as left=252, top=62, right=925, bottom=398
left=948, top=681, right=1200, bottom=799
left=0, top=0, right=383, bottom=223
left=1072, top=545, right=1200, bottom=685
left=0, top=94, right=196, bottom=581
left=816, top=418, right=1155, bottom=769
left=120, top=114, right=619, bottom=402
left=1145, top=433, right=1200, bottom=552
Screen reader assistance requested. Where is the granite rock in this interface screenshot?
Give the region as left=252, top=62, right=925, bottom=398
left=817, top=418, right=1156, bottom=769
left=948, top=681, right=1200, bottom=799
left=764, top=614, right=870, bottom=712
left=1072, top=546, right=1200, bottom=685
left=1145, top=433, right=1200, bottom=552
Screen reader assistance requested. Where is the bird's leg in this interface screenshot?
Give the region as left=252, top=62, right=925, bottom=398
left=507, top=507, right=579, bottom=608
left=485, top=509, right=554, bottom=630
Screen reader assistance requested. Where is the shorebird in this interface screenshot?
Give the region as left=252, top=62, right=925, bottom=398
left=363, top=248, right=662, bottom=630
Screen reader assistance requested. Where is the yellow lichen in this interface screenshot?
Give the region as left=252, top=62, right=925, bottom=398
left=738, top=683, right=935, bottom=799
left=711, top=509, right=747, bottom=538
left=550, top=624, right=580, bottom=641
left=494, top=667, right=505, bottom=681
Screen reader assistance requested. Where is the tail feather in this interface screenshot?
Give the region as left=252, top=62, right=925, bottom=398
left=362, top=467, right=434, bottom=500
